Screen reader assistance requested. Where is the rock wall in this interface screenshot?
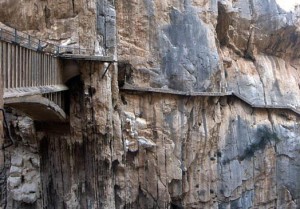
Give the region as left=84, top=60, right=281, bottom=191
left=0, top=0, right=300, bottom=208
left=5, top=116, right=41, bottom=209
left=38, top=61, right=121, bottom=209
left=116, top=0, right=300, bottom=107
left=0, top=0, right=116, bottom=55
left=117, top=92, right=300, bottom=208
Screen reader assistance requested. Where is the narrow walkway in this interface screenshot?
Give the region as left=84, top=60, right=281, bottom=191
left=0, top=25, right=114, bottom=121
left=120, top=84, right=300, bottom=116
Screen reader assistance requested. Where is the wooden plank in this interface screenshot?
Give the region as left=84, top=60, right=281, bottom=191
left=54, top=58, right=57, bottom=85
left=11, top=44, right=15, bottom=88
left=53, top=58, right=56, bottom=85
left=3, top=43, right=7, bottom=88
left=43, top=55, right=48, bottom=85
left=28, top=49, right=31, bottom=86
left=49, top=56, right=51, bottom=85
left=42, top=54, right=44, bottom=86
left=26, top=49, right=28, bottom=86
left=26, top=48, right=29, bottom=87
left=15, top=45, right=19, bottom=88
left=37, top=54, right=44, bottom=86
left=37, top=52, right=40, bottom=86
left=47, top=55, right=52, bottom=85
left=10, top=44, right=12, bottom=88
left=21, top=47, right=25, bottom=87
left=47, top=55, right=51, bottom=85
left=3, top=84, right=69, bottom=98
left=43, top=54, right=45, bottom=86
left=7, top=43, right=11, bottom=88
left=47, top=57, right=50, bottom=85
left=38, top=53, right=41, bottom=86
left=19, top=46, right=22, bottom=87
left=41, top=54, right=44, bottom=85
left=59, top=54, right=115, bottom=62
left=23, top=48, right=26, bottom=87
left=28, top=50, right=32, bottom=86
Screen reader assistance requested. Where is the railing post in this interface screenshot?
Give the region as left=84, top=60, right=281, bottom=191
left=28, top=35, right=31, bottom=48
left=14, top=28, right=18, bottom=43
left=56, top=46, right=60, bottom=55
left=0, top=29, right=2, bottom=40
left=37, top=39, right=41, bottom=51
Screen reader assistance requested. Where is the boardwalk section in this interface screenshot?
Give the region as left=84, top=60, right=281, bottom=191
left=121, top=84, right=300, bottom=116
left=0, top=26, right=116, bottom=122
left=0, top=41, right=63, bottom=91
left=0, top=27, right=67, bottom=121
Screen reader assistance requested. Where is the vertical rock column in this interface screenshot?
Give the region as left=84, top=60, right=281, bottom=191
left=96, top=0, right=117, bottom=57
left=39, top=1, right=119, bottom=208
left=40, top=62, right=122, bottom=209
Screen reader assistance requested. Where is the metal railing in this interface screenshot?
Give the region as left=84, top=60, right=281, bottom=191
left=0, top=26, right=95, bottom=56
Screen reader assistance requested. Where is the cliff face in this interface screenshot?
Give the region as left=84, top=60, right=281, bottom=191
left=119, top=93, right=300, bottom=208
left=115, top=2, right=300, bottom=207
left=0, top=0, right=116, bottom=54
left=0, top=0, right=300, bottom=208
left=116, top=0, right=300, bottom=106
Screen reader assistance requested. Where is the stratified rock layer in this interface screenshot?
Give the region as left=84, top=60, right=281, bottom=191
left=0, top=0, right=299, bottom=208
left=117, top=92, right=300, bottom=208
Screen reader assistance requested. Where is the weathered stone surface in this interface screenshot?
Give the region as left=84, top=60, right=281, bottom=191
left=217, top=0, right=300, bottom=108
left=116, top=0, right=223, bottom=91
left=0, top=0, right=116, bottom=56
left=0, top=0, right=300, bottom=208
left=2, top=116, right=42, bottom=209
left=116, top=0, right=300, bottom=108
left=116, top=93, right=300, bottom=208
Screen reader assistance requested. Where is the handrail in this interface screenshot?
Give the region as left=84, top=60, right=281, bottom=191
left=0, top=26, right=95, bottom=56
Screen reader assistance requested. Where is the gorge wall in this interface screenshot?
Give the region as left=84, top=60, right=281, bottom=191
left=0, top=0, right=300, bottom=208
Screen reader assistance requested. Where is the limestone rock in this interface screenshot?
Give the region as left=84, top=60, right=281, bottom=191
left=0, top=0, right=300, bottom=208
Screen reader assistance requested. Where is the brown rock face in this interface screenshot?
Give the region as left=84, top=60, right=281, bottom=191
left=1, top=0, right=300, bottom=209
left=0, top=0, right=97, bottom=48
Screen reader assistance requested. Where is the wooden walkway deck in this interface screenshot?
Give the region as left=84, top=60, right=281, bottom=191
left=121, top=84, right=300, bottom=116
left=1, top=24, right=299, bottom=120
left=0, top=26, right=114, bottom=121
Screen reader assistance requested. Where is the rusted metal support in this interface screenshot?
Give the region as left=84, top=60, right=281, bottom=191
left=14, top=28, right=17, bottom=43
left=102, top=62, right=113, bottom=79
left=56, top=46, right=60, bottom=55
left=37, top=39, right=42, bottom=52
left=28, top=35, right=31, bottom=48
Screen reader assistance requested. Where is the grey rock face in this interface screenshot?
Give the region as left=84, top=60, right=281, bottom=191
left=217, top=0, right=300, bottom=108
left=97, top=0, right=117, bottom=56
left=117, top=0, right=300, bottom=110
left=1, top=0, right=300, bottom=208
left=4, top=116, right=41, bottom=209
left=159, top=7, right=221, bottom=91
